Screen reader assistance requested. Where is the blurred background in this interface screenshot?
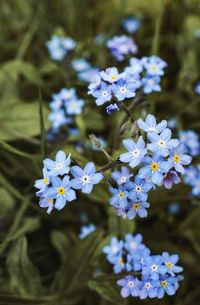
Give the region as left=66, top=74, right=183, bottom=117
left=0, top=0, right=200, bottom=305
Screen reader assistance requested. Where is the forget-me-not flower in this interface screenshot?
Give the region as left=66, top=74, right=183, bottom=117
left=120, top=136, right=147, bottom=168
left=71, top=162, right=103, bottom=193
left=44, top=151, right=71, bottom=176
left=45, top=175, right=76, bottom=210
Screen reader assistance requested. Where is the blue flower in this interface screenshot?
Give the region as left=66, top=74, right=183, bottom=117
left=111, top=78, right=136, bottom=101
left=34, top=168, right=50, bottom=195
left=137, top=114, right=167, bottom=134
left=100, top=67, right=122, bottom=83
left=126, top=175, right=151, bottom=201
left=126, top=200, right=150, bottom=219
left=163, top=170, right=181, bottom=189
left=161, top=252, right=183, bottom=276
left=78, top=68, right=99, bottom=83
left=103, top=237, right=123, bottom=259
left=106, top=103, right=119, bottom=114
left=109, top=186, right=129, bottom=208
left=147, top=128, right=179, bottom=157
left=123, top=17, right=141, bottom=34
left=61, top=37, right=76, bottom=50
left=184, top=165, right=198, bottom=185
left=79, top=224, right=96, bottom=239
left=39, top=197, right=54, bottom=214
left=49, top=109, right=68, bottom=129
left=142, top=56, right=167, bottom=76
left=139, top=276, right=159, bottom=299
left=142, top=75, right=161, bottom=94
left=45, top=176, right=76, bottom=210
left=168, top=144, right=192, bottom=174
left=44, top=150, right=71, bottom=176
left=46, top=36, right=76, bottom=61
left=46, top=36, right=66, bottom=61
left=70, top=162, right=103, bottom=193
left=92, top=82, right=112, bottom=106
left=179, top=130, right=200, bottom=156
left=59, top=88, right=76, bottom=100
left=157, top=276, right=177, bottom=299
left=142, top=255, right=166, bottom=280
left=117, top=276, right=140, bottom=297
left=107, top=35, right=138, bottom=61
left=72, top=58, right=91, bottom=72
left=125, top=57, right=143, bottom=76
left=65, top=99, right=85, bottom=115
left=109, top=253, right=126, bottom=273
left=112, top=166, right=132, bottom=185
left=119, top=136, right=147, bottom=168
left=133, top=247, right=151, bottom=271
left=124, top=233, right=144, bottom=253
left=138, top=154, right=171, bottom=186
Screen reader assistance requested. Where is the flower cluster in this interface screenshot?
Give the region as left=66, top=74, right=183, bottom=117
left=47, top=35, right=76, bottom=61
left=79, top=224, right=96, bottom=239
left=179, top=130, right=200, bottom=156
left=124, top=56, right=167, bottom=94
left=109, top=114, right=192, bottom=219
left=88, top=67, right=139, bottom=114
left=184, top=165, right=200, bottom=197
left=123, top=17, right=141, bottom=34
left=103, top=233, right=183, bottom=299
left=71, top=58, right=99, bottom=83
left=49, top=87, right=84, bottom=132
left=107, top=35, right=138, bottom=61
left=34, top=151, right=103, bottom=213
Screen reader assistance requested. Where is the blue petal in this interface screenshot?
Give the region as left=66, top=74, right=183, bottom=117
left=84, top=162, right=96, bottom=175
left=71, top=166, right=83, bottom=178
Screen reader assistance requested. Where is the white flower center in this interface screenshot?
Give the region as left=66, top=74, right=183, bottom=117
left=128, top=281, right=134, bottom=288
left=120, top=87, right=127, bottom=94
left=135, top=185, right=142, bottom=193
left=130, top=241, right=138, bottom=250
left=112, top=246, right=118, bottom=254
left=120, top=176, right=127, bottom=183
left=55, top=162, right=64, bottom=170
left=151, top=264, right=159, bottom=272
left=131, top=149, right=140, bottom=157
left=81, top=174, right=90, bottom=185
left=158, top=139, right=166, bottom=148
left=144, top=282, right=152, bottom=290
left=102, top=91, right=109, bottom=97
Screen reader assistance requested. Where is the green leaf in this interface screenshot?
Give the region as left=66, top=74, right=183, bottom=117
left=0, top=187, right=15, bottom=216
left=88, top=275, right=125, bottom=305
left=0, top=101, right=50, bottom=140
left=6, top=237, right=43, bottom=297
left=51, top=230, right=70, bottom=262
left=0, top=139, right=33, bottom=159
left=53, top=230, right=103, bottom=294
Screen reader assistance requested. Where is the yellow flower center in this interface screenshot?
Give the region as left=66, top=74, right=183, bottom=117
left=151, top=65, right=158, bottom=71
left=161, top=280, right=167, bottom=287
left=166, top=261, right=173, bottom=269
left=150, top=162, right=159, bottom=171
left=111, top=75, right=117, bottom=81
left=57, top=187, right=65, bottom=195
left=43, top=177, right=49, bottom=185
left=118, top=258, right=124, bottom=265
left=118, top=191, right=124, bottom=199
left=48, top=199, right=53, bottom=204
left=173, top=154, right=181, bottom=163
left=133, top=203, right=140, bottom=210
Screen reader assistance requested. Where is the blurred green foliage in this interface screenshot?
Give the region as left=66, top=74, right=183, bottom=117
left=0, top=0, right=200, bottom=305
